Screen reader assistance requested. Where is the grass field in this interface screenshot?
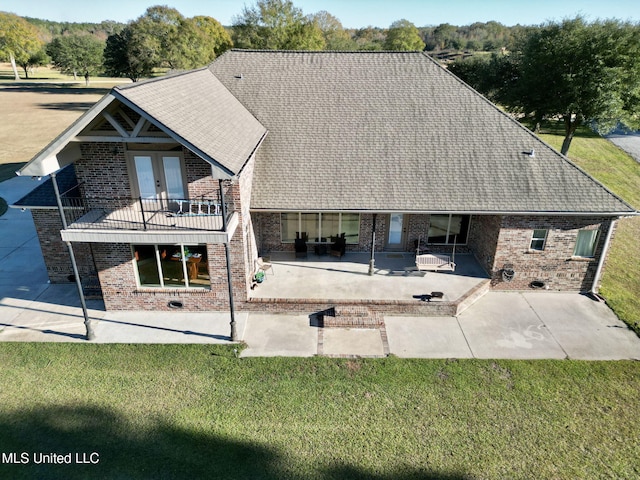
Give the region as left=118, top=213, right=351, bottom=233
left=0, top=343, right=638, bottom=479
left=0, top=63, right=127, bottom=169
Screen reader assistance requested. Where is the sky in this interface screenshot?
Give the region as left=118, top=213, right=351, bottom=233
left=2, top=0, right=640, bottom=28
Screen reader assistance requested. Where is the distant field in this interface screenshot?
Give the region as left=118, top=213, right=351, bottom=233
left=0, top=63, right=128, bottom=170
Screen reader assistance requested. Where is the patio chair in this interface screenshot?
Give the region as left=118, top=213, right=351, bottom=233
left=295, top=232, right=308, bottom=258
left=329, top=233, right=346, bottom=258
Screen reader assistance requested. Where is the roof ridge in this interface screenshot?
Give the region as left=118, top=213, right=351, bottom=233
left=116, top=66, right=211, bottom=91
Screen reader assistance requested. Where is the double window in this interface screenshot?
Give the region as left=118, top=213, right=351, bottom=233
left=133, top=244, right=209, bottom=289
left=281, top=212, right=360, bottom=244
left=427, top=214, right=470, bottom=244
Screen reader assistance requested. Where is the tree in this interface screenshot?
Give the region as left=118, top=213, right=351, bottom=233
left=353, top=26, right=385, bottom=51
left=103, top=25, right=156, bottom=82
left=512, top=17, right=640, bottom=154
left=186, top=16, right=233, bottom=62
left=232, top=0, right=325, bottom=50
left=46, top=33, right=104, bottom=83
left=131, top=5, right=184, bottom=69
left=17, top=48, right=49, bottom=78
left=384, top=19, right=425, bottom=51
left=449, top=52, right=518, bottom=105
left=0, top=12, right=44, bottom=80
left=308, top=11, right=355, bottom=51
left=104, top=6, right=232, bottom=80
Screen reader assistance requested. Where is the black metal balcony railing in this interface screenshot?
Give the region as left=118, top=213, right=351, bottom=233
left=60, top=194, right=235, bottom=232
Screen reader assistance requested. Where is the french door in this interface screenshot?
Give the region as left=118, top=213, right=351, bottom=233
left=131, top=153, right=186, bottom=210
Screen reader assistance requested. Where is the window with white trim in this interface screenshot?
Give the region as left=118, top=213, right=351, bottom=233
left=530, top=229, right=547, bottom=251
left=281, top=213, right=360, bottom=244
left=573, top=230, right=599, bottom=258
left=133, top=244, right=210, bottom=289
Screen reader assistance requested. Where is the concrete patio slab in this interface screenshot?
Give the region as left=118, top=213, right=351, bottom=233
left=250, top=252, right=488, bottom=303
left=457, top=292, right=567, bottom=359
left=321, top=328, right=385, bottom=357
left=241, top=314, right=318, bottom=357
left=385, top=316, right=473, bottom=358
left=92, top=311, right=244, bottom=344
left=523, top=293, right=640, bottom=360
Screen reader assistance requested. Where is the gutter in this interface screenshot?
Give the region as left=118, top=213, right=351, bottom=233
left=250, top=208, right=639, bottom=217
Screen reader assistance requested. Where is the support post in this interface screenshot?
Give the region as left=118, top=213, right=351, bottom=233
left=219, top=179, right=237, bottom=341
left=368, top=214, right=377, bottom=276
left=51, top=172, right=94, bottom=340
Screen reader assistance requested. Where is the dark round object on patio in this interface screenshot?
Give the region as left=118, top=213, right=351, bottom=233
left=168, top=300, right=184, bottom=309
left=530, top=280, right=545, bottom=289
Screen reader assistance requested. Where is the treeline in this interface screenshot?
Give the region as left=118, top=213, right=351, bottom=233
left=3, top=0, right=530, bottom=83
left=23, top=17, right=125, bottom=41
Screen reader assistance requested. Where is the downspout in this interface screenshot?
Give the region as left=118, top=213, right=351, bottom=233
left=590, top=218, right=616, bottom=298
left=220, top=179, right=237, bottom=341
left=51, top=172, right=94, bottom=340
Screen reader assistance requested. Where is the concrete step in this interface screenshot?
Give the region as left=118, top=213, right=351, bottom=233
left=323, top=306, right=384, bottom=328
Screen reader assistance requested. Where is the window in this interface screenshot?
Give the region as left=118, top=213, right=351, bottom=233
left=574, top=230, right=599, bottom=258
left=427, top=214, right=470, bottom=244
left=133, top=244, right=209, bottom=289
left=530, top=229, right=547, bottom=251
left=280, top=213, right=360, bottom=244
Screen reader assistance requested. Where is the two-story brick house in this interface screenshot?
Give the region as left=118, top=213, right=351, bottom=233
left=14, top=50, right=637, bottom=318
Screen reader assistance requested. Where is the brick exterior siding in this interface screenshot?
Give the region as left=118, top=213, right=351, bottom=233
left=473, top=215, right=615, bottom=291
left=30, top=210, right=96, bottom=283
left=29, top=140, right=617, bottom=309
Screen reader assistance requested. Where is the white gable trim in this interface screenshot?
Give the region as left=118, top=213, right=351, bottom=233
left=17, top=94, right=117, bottom=177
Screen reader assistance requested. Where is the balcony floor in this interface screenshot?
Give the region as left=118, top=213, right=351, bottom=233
left=68, top=208, right=225, bottom=231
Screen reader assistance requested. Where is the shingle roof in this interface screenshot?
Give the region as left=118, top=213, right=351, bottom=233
left=116, top=68, right=266, bottom=176
left=209, top=50, right=635, bottom=214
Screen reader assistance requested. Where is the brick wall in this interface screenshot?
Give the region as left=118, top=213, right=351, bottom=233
left=490, top=215, right=614, bottom=291
left=76, top=143, right=131, bottom=200
left=184, top=148, right=219, bottom=198
left=30, top=209, right=96, bottom=283
left=467, top=215, right=501, bottom=274
left=59, top=141, right=255, bottom=311
left=94, top=242, right=243, bottom=311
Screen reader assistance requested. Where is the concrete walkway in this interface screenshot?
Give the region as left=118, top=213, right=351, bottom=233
left=1, top=176, right=639, bottom=359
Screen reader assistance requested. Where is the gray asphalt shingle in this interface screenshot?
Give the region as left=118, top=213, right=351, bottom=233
left=115, top=68, right=266, bottom=176
left=208, top=50, right=634, bottom=214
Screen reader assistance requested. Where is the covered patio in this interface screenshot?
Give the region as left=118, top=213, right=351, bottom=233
left=248, top=252, right=489, bottom=306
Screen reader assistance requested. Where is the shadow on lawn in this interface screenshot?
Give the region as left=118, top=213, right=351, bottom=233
left=0, top=83, right=109, bottom=96
left=0, top=404, right=470, bottom=480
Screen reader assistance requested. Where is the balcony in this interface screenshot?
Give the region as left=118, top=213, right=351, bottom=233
left=59, top=193, right=238, bottom=244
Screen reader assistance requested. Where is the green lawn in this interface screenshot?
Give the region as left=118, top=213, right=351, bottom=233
left=0, top=344, right=638, bottom=479
left=537, top=122, right=640, bottom=334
